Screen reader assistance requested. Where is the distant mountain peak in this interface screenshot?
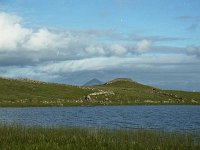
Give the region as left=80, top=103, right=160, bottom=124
left=84, top=78, right=103, bottom=86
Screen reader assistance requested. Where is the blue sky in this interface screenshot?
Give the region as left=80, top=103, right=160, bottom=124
left=0, top=0, right=200, bottom=91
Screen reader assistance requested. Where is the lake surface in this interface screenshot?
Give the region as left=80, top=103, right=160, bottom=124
left=0, top=106, right=200, bottom=132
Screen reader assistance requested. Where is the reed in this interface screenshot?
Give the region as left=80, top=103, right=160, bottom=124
left=0, top=125, right=199, bottom=150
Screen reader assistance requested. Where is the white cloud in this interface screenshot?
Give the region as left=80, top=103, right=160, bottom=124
left=41, top=54, right=198, bottom=74
left=85, top=45, right=106, bottom=56
left=0, top=12, right=31, bottom=51
left=135, top=39, right=152, bottom=53
left=85, top=44, right=127, bottom=57
left=24, top=28, right=72, bottom=51
left=0, top=12, right=74, bottom=53
left=110, top=44, right=127, bottom=55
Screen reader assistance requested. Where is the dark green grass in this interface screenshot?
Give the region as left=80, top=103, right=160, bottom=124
left=0, top=77, right=199, bottom=106
left=0, top=125, right=199, bottom=150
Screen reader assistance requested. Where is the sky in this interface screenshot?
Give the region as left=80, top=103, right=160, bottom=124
left=0, top=0, right=200, bottom=91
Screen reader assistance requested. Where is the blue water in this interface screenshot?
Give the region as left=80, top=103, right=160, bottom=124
left=0, top=106, right=200, bottom=132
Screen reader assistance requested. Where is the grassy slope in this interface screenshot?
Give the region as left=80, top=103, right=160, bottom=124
left=0, top=77, right=199, bottom=106
left=0, top=77, right=95, bottom=106
left=0, top=125, right=199, bottom=150
left=94, top=78, right=200, bottom=105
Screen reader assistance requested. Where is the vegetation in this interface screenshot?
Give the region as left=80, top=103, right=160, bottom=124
left=0, top=77, right=199, bottom=106
left=0, top=125, right=199, bottom=150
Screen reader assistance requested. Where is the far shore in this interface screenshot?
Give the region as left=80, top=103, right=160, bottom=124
left=0, top=103, right=200, bottom=107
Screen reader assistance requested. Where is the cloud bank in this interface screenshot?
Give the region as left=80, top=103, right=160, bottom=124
left=1, top=11, right=187, bottom=66
left=0, top=12, right=155, bottom=65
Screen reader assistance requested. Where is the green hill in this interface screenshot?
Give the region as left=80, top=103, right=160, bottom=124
left=0, top=77, right=199, bottom=106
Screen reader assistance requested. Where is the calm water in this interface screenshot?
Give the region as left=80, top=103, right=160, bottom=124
left=0, top=106, right=200, bottom=132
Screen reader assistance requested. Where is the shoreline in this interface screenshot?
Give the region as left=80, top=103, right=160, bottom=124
left=0, top=103, right=199, bottom=108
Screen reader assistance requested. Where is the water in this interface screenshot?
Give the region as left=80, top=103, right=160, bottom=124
left=0, top=106, right=200, bottom=132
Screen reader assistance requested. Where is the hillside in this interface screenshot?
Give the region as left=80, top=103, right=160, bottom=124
left=84, top=78, right=103, bottom=86
left=0, top=77, right=199, bottom=106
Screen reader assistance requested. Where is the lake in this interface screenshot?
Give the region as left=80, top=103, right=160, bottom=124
left=0, top=106, right=200, bottom=132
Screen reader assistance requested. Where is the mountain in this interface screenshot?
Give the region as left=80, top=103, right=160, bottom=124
left=84, top=78, right=103, bottom=86
left=0, top=77, right=199, bottom=106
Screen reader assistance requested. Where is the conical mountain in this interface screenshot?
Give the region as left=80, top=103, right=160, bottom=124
left=84, top=78, right=103, bottom=86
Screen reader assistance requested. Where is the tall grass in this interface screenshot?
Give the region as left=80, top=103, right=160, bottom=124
left=0, top=125, right=199, bottom=150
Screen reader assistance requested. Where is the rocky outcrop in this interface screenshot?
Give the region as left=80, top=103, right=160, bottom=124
left=85, top=95, right=92, bottom=101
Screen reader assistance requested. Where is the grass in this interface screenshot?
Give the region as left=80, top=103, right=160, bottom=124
left=0, top=77, right=200, bottom=106
left=0, top=125, right=199, bottom=150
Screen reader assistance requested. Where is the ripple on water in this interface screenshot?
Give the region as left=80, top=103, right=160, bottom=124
left=0, top=106, right=199, bottom=132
